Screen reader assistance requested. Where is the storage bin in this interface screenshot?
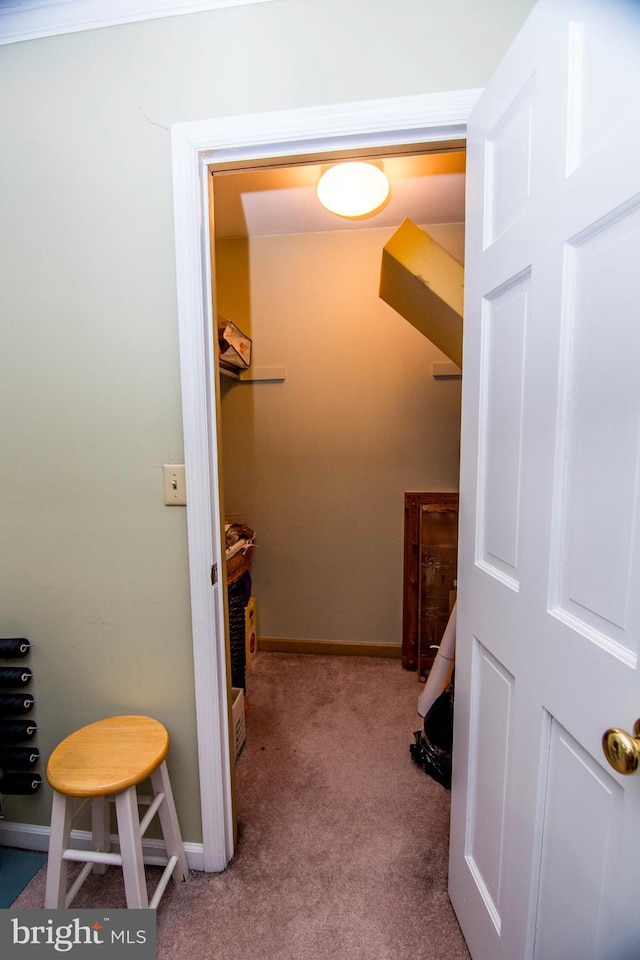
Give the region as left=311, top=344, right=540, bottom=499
left=231, top=687, right=246, bottom=761
left=228, top=574, right=249, bottom=691
left=245, top=597, right=258, bottom=665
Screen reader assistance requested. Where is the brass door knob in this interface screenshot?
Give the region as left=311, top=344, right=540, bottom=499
left=602, top=720, right=640, bottom=774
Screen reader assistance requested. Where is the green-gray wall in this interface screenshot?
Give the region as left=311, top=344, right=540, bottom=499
left=0, top=0, right=536, bottom=843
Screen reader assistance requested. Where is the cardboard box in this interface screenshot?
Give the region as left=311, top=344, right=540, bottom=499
left=231, top=686, right=246, bottom=761
left=379, top=219, right=463, bottom=367
left=218, top=316, right=252, bottom=370
left=245, top=596, right=258, bottom=664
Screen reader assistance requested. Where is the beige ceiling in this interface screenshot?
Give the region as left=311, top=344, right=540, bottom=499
left=212, top=150, right=466, bottom=240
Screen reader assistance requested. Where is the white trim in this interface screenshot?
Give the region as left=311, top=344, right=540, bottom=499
left=0, top=820, right=205, bottom=872
left=179, top=89, right=481, bottom=163
left=171, top=90, right=477, bottom=872
left=0, top=0, right=279, bottom=45
left=172, top=125, right=234, bottom=874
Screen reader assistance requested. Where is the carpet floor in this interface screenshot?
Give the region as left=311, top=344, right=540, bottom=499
left=13, top=652, right=470, bottom=960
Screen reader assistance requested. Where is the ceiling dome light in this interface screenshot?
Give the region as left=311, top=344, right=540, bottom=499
left=317, top=162, right=390, bottom=218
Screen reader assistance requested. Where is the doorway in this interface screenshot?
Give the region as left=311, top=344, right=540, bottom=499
left=211, top=149, right=464, bottom=665
left=170, top=89, right=478, bottom=872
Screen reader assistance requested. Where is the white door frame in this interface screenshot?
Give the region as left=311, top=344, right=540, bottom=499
left=170, top=88, right=481, bottom=872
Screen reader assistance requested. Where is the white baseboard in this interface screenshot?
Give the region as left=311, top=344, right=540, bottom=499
left=0, top=820, right=206, bottom=872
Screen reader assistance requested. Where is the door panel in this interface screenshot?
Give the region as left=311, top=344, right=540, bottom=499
left=466, top=642, right=514, bottom=934
left=566, top=4, right=640, bottom=175
left=533, top=719, right=622, bottom=960
left=485, top=78, right=535, bottom=246
left=478, top=274, right=530, bottom=585
left=552, top=204, right=640, bottom=653
left=450, top=2, right=640, bottom=958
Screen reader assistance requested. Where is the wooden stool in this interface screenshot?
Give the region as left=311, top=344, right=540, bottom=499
left=45, top=715, right=188, bottom=909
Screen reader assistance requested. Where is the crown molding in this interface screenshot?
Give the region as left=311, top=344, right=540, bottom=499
left=0, top=0, right=278, bottom=45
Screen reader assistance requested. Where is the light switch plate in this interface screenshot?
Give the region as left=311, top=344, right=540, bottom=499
left=163, top=464, right=186, bottom=505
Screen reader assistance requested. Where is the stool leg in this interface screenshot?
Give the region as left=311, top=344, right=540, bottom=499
left=150, top=761, right=189, bottom=883
left=114, top=786, right=148, bottom=908
left=91, top=796, right=111, bottom=875
left=45, top=791, right=73, bottom=908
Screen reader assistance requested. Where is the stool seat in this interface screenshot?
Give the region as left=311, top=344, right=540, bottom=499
left=46, top=715, right=169, bottom=797
left=45, top=715, right=188, bottom=910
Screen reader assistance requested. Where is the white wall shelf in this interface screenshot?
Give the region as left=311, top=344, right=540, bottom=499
left=220, top=366, right=286, bottom=382
left=432, top=362, right=462, bottom=380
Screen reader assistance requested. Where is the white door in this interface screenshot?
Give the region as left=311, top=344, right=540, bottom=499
left=449, top=1, right=640, bottom=958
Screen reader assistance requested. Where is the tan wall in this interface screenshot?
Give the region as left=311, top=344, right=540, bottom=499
left=217, top=226, right=463, bottom=646
left=0, top=0, right=535, bottom=841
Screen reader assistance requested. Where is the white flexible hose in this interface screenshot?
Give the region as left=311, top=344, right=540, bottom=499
left=417, top=601, right=456, bottom=718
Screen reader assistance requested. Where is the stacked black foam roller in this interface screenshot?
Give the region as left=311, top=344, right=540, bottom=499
left=0, top=639, right=42, bottom=798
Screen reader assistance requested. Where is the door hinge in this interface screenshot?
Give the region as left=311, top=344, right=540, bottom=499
left=211, top=563, right=218, bottom=585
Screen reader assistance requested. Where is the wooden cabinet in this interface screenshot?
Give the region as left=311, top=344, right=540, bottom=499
left=402, top=492, right=459, bottom=680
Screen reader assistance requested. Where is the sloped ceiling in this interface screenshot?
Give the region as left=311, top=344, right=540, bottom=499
left=212, top=150, right=466, bottom=245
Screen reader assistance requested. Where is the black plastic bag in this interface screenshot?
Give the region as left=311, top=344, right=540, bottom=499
left=410, top=676, right=454, bottom=788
